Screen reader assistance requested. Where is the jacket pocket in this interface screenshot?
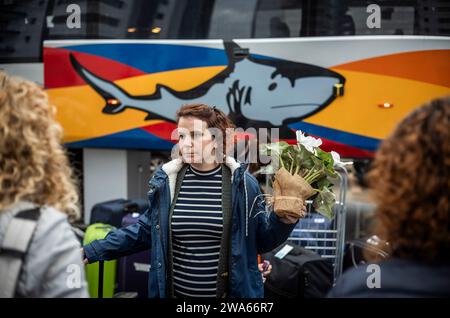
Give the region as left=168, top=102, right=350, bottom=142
left=250, top=269, right=264, bottom=297
left=148, top=183, right=158, bottom=201
left=147, top=181, right=161, bottom=215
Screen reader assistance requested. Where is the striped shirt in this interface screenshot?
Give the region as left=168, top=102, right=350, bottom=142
left=171, top=165, right=223, bottom=298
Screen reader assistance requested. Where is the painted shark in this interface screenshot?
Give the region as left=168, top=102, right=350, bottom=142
left=70, top=41, right=345, bottom=131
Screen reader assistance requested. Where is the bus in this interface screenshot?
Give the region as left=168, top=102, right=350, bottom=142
left=2, top=0, right=449, bottom=222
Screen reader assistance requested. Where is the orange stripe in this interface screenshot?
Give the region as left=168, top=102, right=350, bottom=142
left=333, top=50, right=450, bottom=88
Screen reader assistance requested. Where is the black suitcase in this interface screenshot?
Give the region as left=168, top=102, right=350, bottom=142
left=116, top=212, right=150, bottom=298
left=90, top=199, right=148, bottom=228
left=263, top=243, right=334, bottom=298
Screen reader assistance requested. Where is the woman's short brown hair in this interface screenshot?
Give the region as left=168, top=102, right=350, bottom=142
left=367, top=96, right=450, bottom=262
left=176, top=103, right=236, bottom=156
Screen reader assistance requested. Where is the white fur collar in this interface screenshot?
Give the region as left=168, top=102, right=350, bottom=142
left=162, top=156, right=241, bottom=202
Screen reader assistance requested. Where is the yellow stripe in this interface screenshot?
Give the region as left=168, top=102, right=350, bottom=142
left=48, top=65, right=450, bottom=144
left=47, top=66, right=226, bottom=142
left=305, top=69, right=450, bottom=140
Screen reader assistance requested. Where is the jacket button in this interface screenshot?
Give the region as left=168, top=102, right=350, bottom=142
left=155, top=224, right=160, bottom=230
left=157, top=262, right=161, bottom=268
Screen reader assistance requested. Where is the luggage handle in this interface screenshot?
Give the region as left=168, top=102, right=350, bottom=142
left=98, top=260, right=104, bottom=298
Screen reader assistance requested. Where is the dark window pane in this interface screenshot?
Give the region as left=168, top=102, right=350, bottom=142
left=308, top=0, right=450, bottom=37
left=1, top=0, right=448, bottom=63
left=0, top=0, right=50, bottom=63
left=253, top=0, right=303, bottom=38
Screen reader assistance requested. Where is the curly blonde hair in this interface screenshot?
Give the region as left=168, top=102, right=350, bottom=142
left=0, top=72, right=80, bottom=222
left=367, top=96, right=450, bottom=262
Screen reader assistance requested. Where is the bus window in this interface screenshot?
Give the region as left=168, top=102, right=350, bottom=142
left=207, top=0, right=303, bottom=39
left=308, top=0, right=450, bottom=37
left=1, top=0, right=449, bottom=65
left=46, top=0, right=131, bottom=40
left=0, top=0, right=49, bottom=63
left=252, top=0, right=303, bottom=38
left=121, top=0, right=215, bottom=40
left=207, top=0, right=258, bottom=39
left=347, top=4, right=415, bottom=35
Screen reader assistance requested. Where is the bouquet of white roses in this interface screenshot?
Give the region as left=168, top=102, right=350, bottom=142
left=260, top=131, right=342, bottom=220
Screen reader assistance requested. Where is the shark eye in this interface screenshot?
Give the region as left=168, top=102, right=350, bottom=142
left=107, top=98, right=120, bottom=105
left=268, top=83, right=277, bottom=91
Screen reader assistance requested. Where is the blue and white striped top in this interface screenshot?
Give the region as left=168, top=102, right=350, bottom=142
left=171, top=165, right=223, bottom=298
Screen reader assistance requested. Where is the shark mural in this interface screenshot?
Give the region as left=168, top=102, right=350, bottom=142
left=69, top=41, right=345, bottom=136
left=44, top=37, right=449, bottom=157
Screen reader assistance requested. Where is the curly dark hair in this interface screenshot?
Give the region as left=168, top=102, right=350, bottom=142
left=367, top=96, right=450, bottom=262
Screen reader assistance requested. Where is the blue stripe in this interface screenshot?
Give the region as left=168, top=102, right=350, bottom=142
left=62, top=43, right=228, bottom=74
left=288, top=121, right=380, bottom=151
left=66, top=127, right=174, bottom=150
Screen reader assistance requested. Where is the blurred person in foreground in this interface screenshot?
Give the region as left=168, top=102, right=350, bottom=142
left=0, top=72, right=88, bottom=297
left=329, top=96, right=450, bottom=298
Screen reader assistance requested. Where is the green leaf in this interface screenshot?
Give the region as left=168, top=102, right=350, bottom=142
left=316, top=176, right=332, bottom=189
left=263, top=142, right=288, bottom=155
left=296, top=144, right=315, bottom=170
left=261, top=140, right=338, bottom=220
left=261, top=142, right=291, bottom=169
left=316, top=149, right=333, bottom=170
left=313, top=187, right=336, bottom=220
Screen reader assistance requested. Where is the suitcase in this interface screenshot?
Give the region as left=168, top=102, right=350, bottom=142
left=90, top=198, right=148, bottom=228
left=83, top=223, right=117, bottom=298
left=263, top=243, right=334, bottom=298
left=116, top=212, right=150, bottom=298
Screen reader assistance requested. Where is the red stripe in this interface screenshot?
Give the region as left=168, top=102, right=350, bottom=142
left=44, top=47, right=146, bottom=89
left=140, top=122, right=178, bottom=142
left=282, top=138, right=374, bottom=158
left=141, top=122, right=374, bottom=158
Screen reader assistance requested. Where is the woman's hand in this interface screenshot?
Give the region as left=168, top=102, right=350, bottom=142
left=80, top=248, right=88, bottom=265
left=258, top=260, right=272, bottom=283
left=279, top=201, right=307, bottom=224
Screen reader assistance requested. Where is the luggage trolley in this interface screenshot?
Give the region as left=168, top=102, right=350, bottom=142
left=286, top=165, right=348, bottom=283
